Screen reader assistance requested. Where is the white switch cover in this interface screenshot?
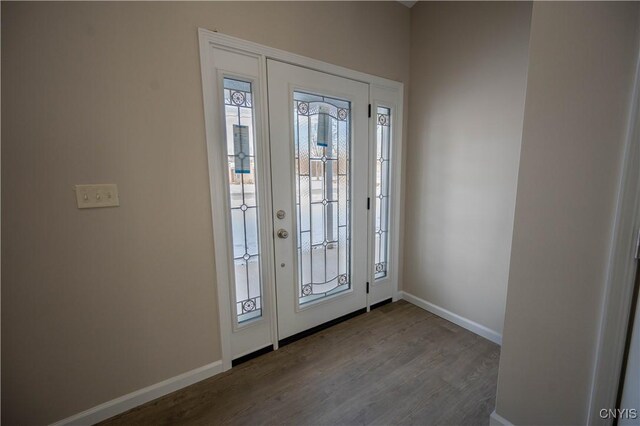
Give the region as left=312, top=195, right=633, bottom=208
left=75, top=184, right=119, bottom=209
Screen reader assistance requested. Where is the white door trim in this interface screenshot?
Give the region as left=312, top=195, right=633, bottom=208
left=198, top=41, right=276, bottom=370
left=198, top=29, right=404, bottom=370
left=199, top=30, right=403, bottom=92
left=588, top=42, right=640, bottom=425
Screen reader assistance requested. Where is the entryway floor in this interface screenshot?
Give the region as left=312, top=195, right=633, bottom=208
left=101, top=300, right=499, bottom=425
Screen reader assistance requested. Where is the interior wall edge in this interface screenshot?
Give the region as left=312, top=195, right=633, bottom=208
left=489, top=410, right=515, bottom=426
left=587, top=13, right=640, bottom=424
left=494, top=2, right=640, bottom=424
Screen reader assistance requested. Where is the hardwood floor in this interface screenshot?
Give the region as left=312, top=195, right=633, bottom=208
left=101, top=301, right=500, bottom=426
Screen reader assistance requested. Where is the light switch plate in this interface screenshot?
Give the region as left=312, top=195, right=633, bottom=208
left=75, top=184, right=119, bottom=209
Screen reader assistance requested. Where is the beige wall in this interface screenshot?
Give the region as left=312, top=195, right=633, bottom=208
left=0, top=2, right=410, bottom=424
left=403, top=1, right=532, bottom=336
left=495, top=2, right=640, bottom=425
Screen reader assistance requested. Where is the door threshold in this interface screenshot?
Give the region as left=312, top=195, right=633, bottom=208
left=278, top=308, right=367, bottom=348
left=371, top=298, right=393, bottom=310
left=232, top=345, right=274, bottom=367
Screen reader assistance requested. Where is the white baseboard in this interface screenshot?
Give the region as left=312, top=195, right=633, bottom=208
left=51, top=360, right=224, bottom=426
left=50, top=295, right=498, bottom=425
left=400, top=291, right=502, bottom=345
left=490, top=410, right=514, bottom=426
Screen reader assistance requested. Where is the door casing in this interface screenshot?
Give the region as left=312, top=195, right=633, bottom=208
left=198, top=29, right=404, bottom=371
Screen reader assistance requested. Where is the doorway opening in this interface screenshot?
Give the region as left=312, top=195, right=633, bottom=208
left=199, top=30, right=404, bottom=369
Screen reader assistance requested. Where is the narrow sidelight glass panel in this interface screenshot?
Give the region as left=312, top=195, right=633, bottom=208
left=375, top=106, right=391, bottom=280
left=223, top=77, right=263, bottom=323
left=294, top=91, right=351, bottom=305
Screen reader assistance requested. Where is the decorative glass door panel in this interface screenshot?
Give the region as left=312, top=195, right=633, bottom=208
left=202, top=41, right=402, bottom=367
left=268, top=59, right=369, bottom=341
left=203, top=45, right=275, bottom=362
left=222, top=77, right=263, bottom=324
left=374, top=106, right=391, bottom=280
left=293, top=92, right=350, bottom=305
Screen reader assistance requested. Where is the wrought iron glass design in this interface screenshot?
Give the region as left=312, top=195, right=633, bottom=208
left=223, top=77, right=262, bottom=323
left=293, top=91, right=351, bottom=305
left=374, top=107, right=391, bottom=279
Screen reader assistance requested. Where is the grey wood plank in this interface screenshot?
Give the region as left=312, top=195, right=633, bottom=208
left=101, top=301, right=499, bottom=426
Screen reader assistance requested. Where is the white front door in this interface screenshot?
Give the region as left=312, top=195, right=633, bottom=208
left=267, top=60, right=370, bottom=341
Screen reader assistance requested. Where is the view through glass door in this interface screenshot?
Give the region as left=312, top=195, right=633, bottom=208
left=267, top=60, right=370, bottom=341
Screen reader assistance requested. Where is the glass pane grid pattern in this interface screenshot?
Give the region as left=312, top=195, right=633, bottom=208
left=223, top=77, right=263, bottom=323
left=375, top=107, right=391, bottom=280
left=294, top=91, right=351, bottom=305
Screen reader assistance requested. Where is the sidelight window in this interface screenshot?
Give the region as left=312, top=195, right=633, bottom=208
left=374, top=106, right=391, bottom=280
left=223, top=77, right=263, bottom=323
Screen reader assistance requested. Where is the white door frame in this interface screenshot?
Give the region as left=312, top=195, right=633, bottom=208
left=198, top=29, right=404, bottom=371
left=589, top=43, right=640, bottom=424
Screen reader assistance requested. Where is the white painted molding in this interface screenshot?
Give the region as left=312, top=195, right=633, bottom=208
left=400, top=291, right=502, bottom=345
left=50, top=360, right=223, bottom=426
left=490, top=410, right=515, bottom=426
left=198, top=29, right=403, bottom=91
left=588, top=39, right=640, bottom=426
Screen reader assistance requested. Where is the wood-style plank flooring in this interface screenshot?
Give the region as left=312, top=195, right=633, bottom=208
left=101, top=301, right=500, bottom=425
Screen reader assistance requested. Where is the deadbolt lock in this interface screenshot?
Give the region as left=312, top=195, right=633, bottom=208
left=276, top=210, right=286, bottom=219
